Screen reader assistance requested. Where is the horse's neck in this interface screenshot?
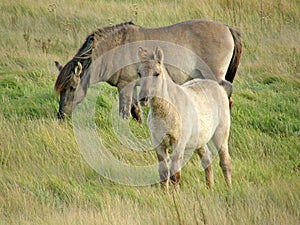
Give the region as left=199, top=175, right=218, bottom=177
left=94, top=32, right=126, bottom=55
left=90, top=26, right=139, bottom=83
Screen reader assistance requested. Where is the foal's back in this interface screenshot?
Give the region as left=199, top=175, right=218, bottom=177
left=183, top=78, right=230, bottom=105
left=180, top=79, right=230, bottom=146
left=183, top=78, right=230, bottom=122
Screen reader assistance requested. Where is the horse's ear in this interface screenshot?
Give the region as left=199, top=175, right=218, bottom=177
left=74, top=62, right=82, bottom=77
left=155, top=47, right=164, bottom=64
left=55, top=61, right=63, bottom=72
left=138, top=47, right=149, bottom=62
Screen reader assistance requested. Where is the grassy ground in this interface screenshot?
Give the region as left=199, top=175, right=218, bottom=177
left=0, top=0, right=299, bottom=224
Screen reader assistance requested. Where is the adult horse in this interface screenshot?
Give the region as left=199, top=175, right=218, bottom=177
left=137, top=46, right=232, bottom=190
left=54, top=20, right=242, bottom=120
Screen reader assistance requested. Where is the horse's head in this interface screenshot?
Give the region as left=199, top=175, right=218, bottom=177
left=137, top=46, right=164, bottom=106
left=54, top=61, right=82, bottom=119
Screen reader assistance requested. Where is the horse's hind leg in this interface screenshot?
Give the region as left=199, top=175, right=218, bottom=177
left=156, top=145, right=170, bottom=191
left=229, top=97, right=233, bottom=111
left=118, top=81, right=135, bottom=120
left=197, top=146, right=213, bottom=189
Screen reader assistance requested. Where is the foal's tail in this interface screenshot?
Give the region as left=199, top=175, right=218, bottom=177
left=225, top=27, right=242, bottom=83
left=219, top=80, right=233, bottom=98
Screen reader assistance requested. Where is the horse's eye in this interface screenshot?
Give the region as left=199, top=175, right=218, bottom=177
left=137, top=72, right=141, bottom=78
left=153, top=72, right=160, bottom=77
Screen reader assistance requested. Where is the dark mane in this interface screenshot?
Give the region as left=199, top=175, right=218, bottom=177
left=54, top=21, right=135, bottom=94
left=99, top=21, right=135, bottom=35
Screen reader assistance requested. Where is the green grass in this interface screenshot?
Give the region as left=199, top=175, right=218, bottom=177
left=0, top=0, right=299, bottom=224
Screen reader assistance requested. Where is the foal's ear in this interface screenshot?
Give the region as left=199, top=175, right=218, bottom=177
left=155, top=47, right=164, bottom=64
left=55, top=61, right=63, bottom=72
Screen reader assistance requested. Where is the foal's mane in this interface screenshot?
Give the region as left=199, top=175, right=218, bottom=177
left=54, top=21, right=135, bottom=94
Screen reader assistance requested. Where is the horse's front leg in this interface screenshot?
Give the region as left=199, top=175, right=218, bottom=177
left=131, top=85, right=142, bottom=123
left=117, top=81, right=135, bottom=119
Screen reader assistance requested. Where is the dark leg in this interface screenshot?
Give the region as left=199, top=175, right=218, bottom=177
left=131, top=85, right=142, bottom=123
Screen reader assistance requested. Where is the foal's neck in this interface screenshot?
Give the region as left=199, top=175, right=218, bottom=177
left=150, top=66, right=178, bottom=106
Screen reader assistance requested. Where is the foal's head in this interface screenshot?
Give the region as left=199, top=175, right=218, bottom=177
left=137, top=47, right=165, bottom=106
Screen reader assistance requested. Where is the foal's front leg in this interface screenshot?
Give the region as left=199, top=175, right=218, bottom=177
left=170, top=144, right=185, bottom=189
left=156, top=145, right=169, bottom=191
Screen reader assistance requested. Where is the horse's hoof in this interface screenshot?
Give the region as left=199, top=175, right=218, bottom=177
left=120, top=108, right=130, bottom=119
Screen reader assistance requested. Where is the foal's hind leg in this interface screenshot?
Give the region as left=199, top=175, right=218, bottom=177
left=219, top=143, right=232, bottom=186
left=212, top=135, right=232, bottom=186
left=197, top=146, right=213, bottom=189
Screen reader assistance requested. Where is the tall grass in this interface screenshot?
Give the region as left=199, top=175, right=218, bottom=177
left=0, top=0, right=299, bottom=224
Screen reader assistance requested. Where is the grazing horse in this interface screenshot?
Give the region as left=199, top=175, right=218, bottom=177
left=137, top=47, right=232, bottom=190
left=54, top=20, right=241, bottom=120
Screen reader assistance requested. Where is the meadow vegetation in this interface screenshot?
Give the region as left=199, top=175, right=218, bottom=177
left=0, top=0, right=299, bottom=224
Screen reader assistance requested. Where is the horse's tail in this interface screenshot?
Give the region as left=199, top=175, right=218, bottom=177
left=219, top=80, right=233, bottom=98
left=225, top=27, right=242, bottom=83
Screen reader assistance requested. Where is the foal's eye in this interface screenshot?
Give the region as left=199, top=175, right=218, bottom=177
left=153, top=72, right=160, bottom=77
left=137, top=72, right=141, bottom=78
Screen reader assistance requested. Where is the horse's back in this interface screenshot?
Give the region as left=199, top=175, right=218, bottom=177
left=138, top=20, right=235, bottom=81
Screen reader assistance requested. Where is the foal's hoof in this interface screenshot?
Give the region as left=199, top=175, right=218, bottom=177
left=160, top=180, right=169, bottom=193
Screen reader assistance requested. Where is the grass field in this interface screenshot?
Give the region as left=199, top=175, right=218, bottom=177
left=0, top=0, right=299, bottom=224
